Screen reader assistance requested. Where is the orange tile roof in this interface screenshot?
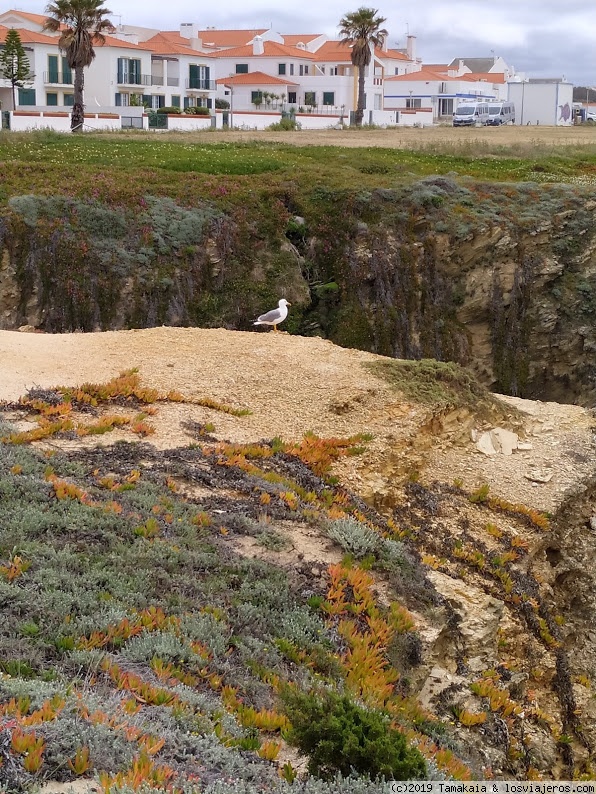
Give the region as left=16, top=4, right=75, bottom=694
left=312, top=40, right=353, bottom=62
left=466, top=72, right=506, bottom=83
left=385, top=69, right=467, bottom=82
left=212, top=41, right=313, bottom=59
left=375, top=47, right=410, bottom=61
left=144, top=32, right=215, bottom=57
left=0, top=25, right=57, bottom=44
left=215, top=70, right=299, bottom=86
left=96, top=34, right=152, bottom=50
left=282, top=33, right=322, bottom=46
left=198, top=28, right=266, bottom=48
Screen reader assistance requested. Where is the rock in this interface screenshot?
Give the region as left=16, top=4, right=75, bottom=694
left=292, top=216, right=306, bottom=226
left=517, top=441, right=533, bottom=451
left=589, top=517, right=596, bottom=531
left=525, top=468, right=554, bottom=483
left=419, top=666, right=467, bottom=710
left=491, top=427, right=519, bottom=456
left=476, top=431, right=497, bottom=456
left=427, top=571, right=504, bottom=663
left=18, top=325, right=37, bottom=333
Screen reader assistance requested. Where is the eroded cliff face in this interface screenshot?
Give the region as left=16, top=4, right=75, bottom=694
left=1, top=180, right=595, bottom=404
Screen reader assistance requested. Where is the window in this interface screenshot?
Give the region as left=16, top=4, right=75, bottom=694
left=189, top=64, right=210, bottom=89
left=171, top=95, right=180, bottom=107
left=117, top=57, right=142, bottom=85
left=251, top=91, right=263, bottom=104
left=289, top=63, right=294, bottom=75
left=115, top=92, right=130, bottom=107
left=288, top=91, right=297, bottom=104
left=406, top=97, right=421, bottom=108
left=304, top=91, right=316, bottom=107
left=63, top=94, right=74, bottom=106
left=322, top=91, right=334, bottom=106
left=320, top=66, right=325, bottom=74
left=47, top=54, right=59, bottom=82
left=18, top=88, right=36, bottom=106
left=394, top=67, right=400, bottom=75
left=299, top=64, right=309, bottom=76
left=278, top=63, right=286, bottom=75
left=235, top=63, right=248, bottom=73
left=374, top=93, right=382, bottom=110
left=46, top=92, right=58, bottom=106
left=152, top=95, right=165, bottom=109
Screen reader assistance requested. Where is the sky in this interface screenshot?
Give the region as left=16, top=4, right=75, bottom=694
left=9, top=0, right=596, bottom=85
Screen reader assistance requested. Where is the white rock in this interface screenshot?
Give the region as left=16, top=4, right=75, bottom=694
left=490, top=427, right=519, bottom=456
left=517, top=441, right=533, bottom=451
left=589, top=517, right=596, bottom=531
left=476, top=431, right=497, bottom=456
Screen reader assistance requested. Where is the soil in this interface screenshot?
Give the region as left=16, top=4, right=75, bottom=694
left=1, top=326, right=594, bottom=517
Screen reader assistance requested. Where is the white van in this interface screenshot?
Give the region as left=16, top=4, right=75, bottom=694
left=486, top=101, right=515, bottom=126
left=452, top=102, right=491, bottom=127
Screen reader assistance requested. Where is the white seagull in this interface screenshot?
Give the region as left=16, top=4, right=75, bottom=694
left=253, top=298, right=292, bottom=332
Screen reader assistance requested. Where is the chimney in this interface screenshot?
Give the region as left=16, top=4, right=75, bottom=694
left=406, top=34, right=415, bottom=60
left=380, top=34, right=388, bottom=52
left=252, top=35, right=264, bottom=55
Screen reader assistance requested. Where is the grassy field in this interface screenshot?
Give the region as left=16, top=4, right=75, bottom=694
left=0, top=127, right=596, bottom=202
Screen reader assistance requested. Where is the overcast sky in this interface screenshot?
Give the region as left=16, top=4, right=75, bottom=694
left=12, top=0, right=596, bottom=85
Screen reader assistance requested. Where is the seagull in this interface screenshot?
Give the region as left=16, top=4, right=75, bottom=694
left=253, top=298, right=292, bottom=332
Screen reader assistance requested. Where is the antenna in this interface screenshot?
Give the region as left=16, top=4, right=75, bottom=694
left=406, top=22, right=409, bottom=35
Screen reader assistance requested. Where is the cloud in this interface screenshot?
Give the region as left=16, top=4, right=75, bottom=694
left=15, top=0, right=596, bottom=84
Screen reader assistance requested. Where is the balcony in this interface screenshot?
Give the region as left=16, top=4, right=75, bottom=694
left=150, top=75, right=180, bottom=87
left=43, top=72, right=73, bottom=85
left=117, top=73, right=152, bottom=86
left=185, top=78, right=215, bottom=91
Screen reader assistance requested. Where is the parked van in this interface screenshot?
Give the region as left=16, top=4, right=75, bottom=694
left=452, top=101, right=491, bottom=127
left=486, top=101, right=515, bottom=126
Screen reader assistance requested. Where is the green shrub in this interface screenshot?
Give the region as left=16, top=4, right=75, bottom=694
left=267, top=117, right=302, bottom=132
left=280, top=687, right=426, bottom=780
left=156, top=106, right=182, bottom=114
left=184, top=106, right=210, bottom=115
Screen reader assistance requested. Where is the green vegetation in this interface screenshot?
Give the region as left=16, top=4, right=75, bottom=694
left=280, top=687, right=426, bottom=779
left=366, top=359, right=493, bottom=410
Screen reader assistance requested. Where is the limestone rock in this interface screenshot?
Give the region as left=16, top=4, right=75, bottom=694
left=491, top=427, right=519, bottom=456
left=476, top=431, right=497, bottom=456
left=525, top=468, right=554, bottom=483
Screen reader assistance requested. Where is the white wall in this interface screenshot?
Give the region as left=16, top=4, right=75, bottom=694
left=9, top=110, right=120, bottom=132
left=508, top=81, right=573, bottom=126
left=163, top=114, right=212, bottom=130
left=215, top=109, right=346, bottom=129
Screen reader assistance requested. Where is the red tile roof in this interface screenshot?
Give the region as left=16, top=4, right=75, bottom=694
left=385, top=69, right=474, bottom=82
left=375, top=47, right=410, bottom=61
left=212, top=41, right=313, bottom=59
left=282, top=34, right=322, bottom=46
left=198, top=28, right=266, bottom=48
left=0, top=25, right=57, bottom=44
left=466, top=72, right=506, bottom=83
left=144, top=32, right=215, bottom=57
left=215, top=70, right=299, bottom=86
left=312, top=40, right=353, bottom=62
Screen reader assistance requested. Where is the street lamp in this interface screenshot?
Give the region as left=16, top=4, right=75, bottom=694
left=224, top=83, right=233, bottom=128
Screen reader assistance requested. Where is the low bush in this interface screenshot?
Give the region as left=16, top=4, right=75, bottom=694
left=326, top=517, right=380, bottom=558
left=280, top=687, right=426, bottom=780
left=156, top=107, right=181, bottom=114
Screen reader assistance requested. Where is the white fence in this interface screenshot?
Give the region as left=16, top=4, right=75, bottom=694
left=8, top=110, right=121, bottom=132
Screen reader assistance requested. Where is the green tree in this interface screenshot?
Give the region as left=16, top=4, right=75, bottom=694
left=338, top=6, right=387, bottom=126
left=43, top=0, right=113, bottom=132
left=281, top=687, right=426, bottom=780
left=0, top=29, right=33, bottom=110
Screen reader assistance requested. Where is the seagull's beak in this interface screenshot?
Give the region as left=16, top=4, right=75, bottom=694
left=286, top=302, right=292, bottom=307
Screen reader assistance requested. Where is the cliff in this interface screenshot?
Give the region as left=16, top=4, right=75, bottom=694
left=1, top=179, right=595, bottom=405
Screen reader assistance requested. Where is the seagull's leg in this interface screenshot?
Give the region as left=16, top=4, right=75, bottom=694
left=273, top=324, right=278, bottom=333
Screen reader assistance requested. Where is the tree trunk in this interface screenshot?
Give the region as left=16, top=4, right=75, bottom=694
left=11, top=80, right=16, bottom=111
left=71, top=65, right=85, bottom=132
left=356, top=65, right=366, bottom=126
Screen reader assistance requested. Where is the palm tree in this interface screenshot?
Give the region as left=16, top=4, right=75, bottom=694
left=43, top=0, right=113, bottom=132
left=338, top=7, right=387, bottom=126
